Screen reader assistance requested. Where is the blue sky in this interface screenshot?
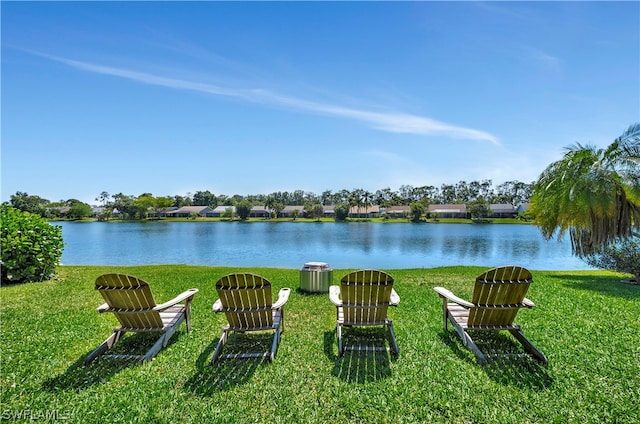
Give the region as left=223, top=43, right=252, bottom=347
left=2, top=1, right=638, bottom=205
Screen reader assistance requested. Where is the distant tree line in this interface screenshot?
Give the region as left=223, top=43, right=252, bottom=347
left=6, top=123, right=638, bottom=283
left=7, top=192, right=94, bottom=220
left=6, top=179, right=534, bottom=221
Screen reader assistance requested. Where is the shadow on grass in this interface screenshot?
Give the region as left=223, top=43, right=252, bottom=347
left=548, top=274, right=640, bottom=299
left=438, top=332, right=554, bottom=389
left=323, top=328, right=397, bottom=383
left=183, top=333, right=271, bottom=396
left=42, top=331, right=184, bottom=391
left=294, top=288, right=328, bottom=296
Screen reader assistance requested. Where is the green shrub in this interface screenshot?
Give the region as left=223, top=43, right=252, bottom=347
left=468, top=198, right=491, bottom=219
left=334, top=203, right=349, bottom=221
left=584, top=237, right=640, bottom=283
left=409, top=202, right=424, bottom=222
left=236, top=201, right=252, bottom=221
left=1, top=204, right=64, bottom=284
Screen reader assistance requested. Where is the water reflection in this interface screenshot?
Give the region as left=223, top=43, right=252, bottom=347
left=56, top=221, right=591, bottom=270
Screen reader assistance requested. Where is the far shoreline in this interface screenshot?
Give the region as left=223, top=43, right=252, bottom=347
left=52, top=217, right=533, bottom=225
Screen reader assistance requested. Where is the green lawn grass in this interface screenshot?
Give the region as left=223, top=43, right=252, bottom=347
left=2, top=265, right=638, bottom=423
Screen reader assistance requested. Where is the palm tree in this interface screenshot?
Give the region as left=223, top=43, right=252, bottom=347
left=362, top=190, right=373, bottom=212
left=529, top=123, right=640, bottom=257
left=348, top=190, right=363, bottom=217
left=264, top=196, right=276, bottom=219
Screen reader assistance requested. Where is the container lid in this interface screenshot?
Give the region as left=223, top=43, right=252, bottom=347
left=302, top=261, right=331, bottom=270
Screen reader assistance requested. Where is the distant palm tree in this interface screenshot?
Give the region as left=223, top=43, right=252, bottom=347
left=264, top=196, right=276, bottom=219
left=348, top=190, right=363, bottom=217
left=362, top=190, right=373, bottom=212
left=529, top=123, right=640, bottom=256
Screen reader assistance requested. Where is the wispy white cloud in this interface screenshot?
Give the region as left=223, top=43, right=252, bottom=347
left=38, top=52, right=499, bottom=144
left=525, top=46, right=562, bottom=71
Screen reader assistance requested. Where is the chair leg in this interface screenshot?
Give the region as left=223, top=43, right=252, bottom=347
left=387, top=321, right=399, bottom=355
left=163, top=318, right=183, bottom=348
left=449, top=319, right=488, bottom=365
left=442, top=300, right=449, bottom=331
left=143, top=332, right=169, bottom=364
left=510, top=329, right=548, bottom=365
left=336, top=323, right=344, bottom=356
left=462, top=330, right=487, bottom=365
left=211, top=327, right=229, bottom=365
left=269, top=326, right=281, bottom=362
left=185, top=303, right=192, bottom=333
left=85, top=329, right=123, bottom=365
left=450, top=319, right=467, bottom=348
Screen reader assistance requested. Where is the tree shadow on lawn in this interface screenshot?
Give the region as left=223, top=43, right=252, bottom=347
left=323, top=328, right=397, bottom=383
left=438, top=332, right=554, bottom=390
left=183, top=333, right=270, bottom=396
left=548, top=274, right=639, bottom=299
left=42, top=331, right=184, bottom=391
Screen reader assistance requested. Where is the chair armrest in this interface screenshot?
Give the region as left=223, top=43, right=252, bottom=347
left=433, top=287, right=475, bottom=308
left=523, top=297, right=536, bottom=308
left=329, top=285, right=342, bottom=306
left=212, top=298, right=223, bottom=312
left=273, top=288, right=291, bottom=309
left=390, top=288, right=400, bottom=306
left=97, top=303, right=109, bottom=313
left=153, top=288, right=199, bottom=311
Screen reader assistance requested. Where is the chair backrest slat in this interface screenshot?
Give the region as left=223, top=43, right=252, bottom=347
left=468, top=266, right=533, bottom=326
left=340, top=270, right=394, bottom=325
left=95, top=274, right=164, bottom=329
left=215, top=273, right=273, bottom=329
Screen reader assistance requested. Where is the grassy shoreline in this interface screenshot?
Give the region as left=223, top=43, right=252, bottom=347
left=53, top=217, right=532, bottom=224
left=2, top=265, right=637, bottom=423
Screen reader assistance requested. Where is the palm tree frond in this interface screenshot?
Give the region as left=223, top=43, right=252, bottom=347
left=530, top=123, right=640, bottom=256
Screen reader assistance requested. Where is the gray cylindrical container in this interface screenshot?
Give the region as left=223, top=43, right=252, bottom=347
left=299, top=262, right=333, bottom=293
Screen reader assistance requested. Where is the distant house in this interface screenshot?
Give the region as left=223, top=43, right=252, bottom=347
left=250, top=205, right=271, bottom=218
left=211, top=205, right=236, bottom=217
left=428, top=204, right=467, bottom=218
left=385, top=205, right=411, bottom=218
left=167, top=206, right=215, bottom=217
left=281, top=205, right=305, bottom=218
left=322, top=205, right=335, bottom=217
left=349, top=205, right=380, bottom=218
left=489, top=204, right=517, bottom=218
left=156, top=206, right=178, bottom=217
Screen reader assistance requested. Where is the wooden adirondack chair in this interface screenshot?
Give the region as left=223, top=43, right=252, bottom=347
left=211, top=273, right=291, bottom=363
left=86, top=274, right=198, bottom=364
left=434, top=266, right=547, bottom=365
left=329, top=269, right=400, bottom=356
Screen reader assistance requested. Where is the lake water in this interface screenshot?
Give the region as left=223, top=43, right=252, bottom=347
left=55, top=221, right=591, bottom=270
